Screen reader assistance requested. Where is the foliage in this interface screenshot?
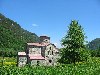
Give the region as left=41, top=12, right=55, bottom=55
left=87, top=38, right=100, bottom=57
left=90, top=48, right=100, bottom=57
left=60, top=20, right=90, bottom=64
left=0, top=57, right=16, bottom=62
left=87, top=38, right=100, bottom=50
left=0, top=57, right=100, bottom=75
left=0, top=48, right=17, bottom=57
left=0, top=57, right=17, bottom=66
left=0, top=13, right=40, bottom=57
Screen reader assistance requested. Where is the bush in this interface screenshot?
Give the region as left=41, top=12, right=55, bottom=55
left=0, top=57, right=100, bottom=75
left=90, top=50, right=100, bottom=57
left=0, top=48, right=17, bottom=57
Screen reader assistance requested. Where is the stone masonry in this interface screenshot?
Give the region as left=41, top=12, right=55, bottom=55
left=17, top=36, right=59, bottom=67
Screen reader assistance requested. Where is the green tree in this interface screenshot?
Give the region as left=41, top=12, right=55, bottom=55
left=60, top=20, right=90, bottom=64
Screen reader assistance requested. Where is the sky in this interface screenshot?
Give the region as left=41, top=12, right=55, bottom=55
left=0, top=0, right=100, bottom=48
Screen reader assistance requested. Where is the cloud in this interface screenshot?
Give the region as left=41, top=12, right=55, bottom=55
left=54, top=42, right=58, bottom=46
left=43, top=34, right=48, bottom=36
left=53, top=42, right=62, bottom=48
left=32, top=24, right=38, bottom=27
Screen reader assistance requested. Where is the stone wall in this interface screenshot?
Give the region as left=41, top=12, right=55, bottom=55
left=18, top=56, right=27, bottom=67
left=29, top=47, right=41, bottom=54
left=45, top=44, right=59, bottom=66
left=30, top=60, right=45, bottom=66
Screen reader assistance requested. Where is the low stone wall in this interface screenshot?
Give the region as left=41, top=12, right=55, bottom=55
left=30, top=60, right=45, bottom=66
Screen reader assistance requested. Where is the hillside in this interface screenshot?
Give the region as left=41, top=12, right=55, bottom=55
left=0, top=13, right=39, bottom=52
left=87, top=38, right=100, bottom=50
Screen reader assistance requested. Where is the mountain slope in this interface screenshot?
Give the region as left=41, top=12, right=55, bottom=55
left=87, top=38, right=100, bottom=50
left=0, top=13, right=39, bottom=51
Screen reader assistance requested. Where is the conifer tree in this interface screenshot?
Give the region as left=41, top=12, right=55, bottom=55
left=60, top=20, right=89, bottom=64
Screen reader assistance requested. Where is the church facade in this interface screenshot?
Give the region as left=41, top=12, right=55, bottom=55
left=17, top=36, right=59, bottom=67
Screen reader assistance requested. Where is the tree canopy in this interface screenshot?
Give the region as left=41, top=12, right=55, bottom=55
left=59, top=20, right=90, bottom=64
left=0, top=13, right=40, bottom=57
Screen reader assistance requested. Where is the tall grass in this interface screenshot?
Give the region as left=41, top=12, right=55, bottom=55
left=0, top=57, right=100, bottom=75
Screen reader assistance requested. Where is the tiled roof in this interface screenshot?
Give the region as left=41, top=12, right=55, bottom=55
left=27, top=43, right=50, bottom=46
left=29, top=54, right=45, bottom=60
left=18, top=52, right=26, bottom=55
left=41, top=43, right=49, bottom=46
left=27, top=42, right=58, bottom=49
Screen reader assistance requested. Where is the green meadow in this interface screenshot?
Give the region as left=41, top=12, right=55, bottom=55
left=0, top=57, right=100, bottom=75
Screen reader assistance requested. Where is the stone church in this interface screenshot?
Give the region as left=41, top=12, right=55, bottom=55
left=17, top=36, right=59, bottom=67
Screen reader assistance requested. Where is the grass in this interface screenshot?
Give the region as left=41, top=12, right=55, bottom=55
left=0, top=57, right=17, bottom=62
left=0, top=57, right=17, bottom=66
left=0, top=57, right=100, bottom=75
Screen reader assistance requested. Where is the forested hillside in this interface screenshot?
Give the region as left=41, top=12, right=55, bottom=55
left=87, top=38, right=100, bottom=50
left=0, top=13, right=39, bottom=56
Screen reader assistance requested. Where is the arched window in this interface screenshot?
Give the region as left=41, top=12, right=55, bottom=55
left=52, top=51, right=53, bottom=55
left=49, top=60, right=52, bottom=63
left=48, top=51, right=50, bottom=55
left=50, top=47, right=51, bottom=50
